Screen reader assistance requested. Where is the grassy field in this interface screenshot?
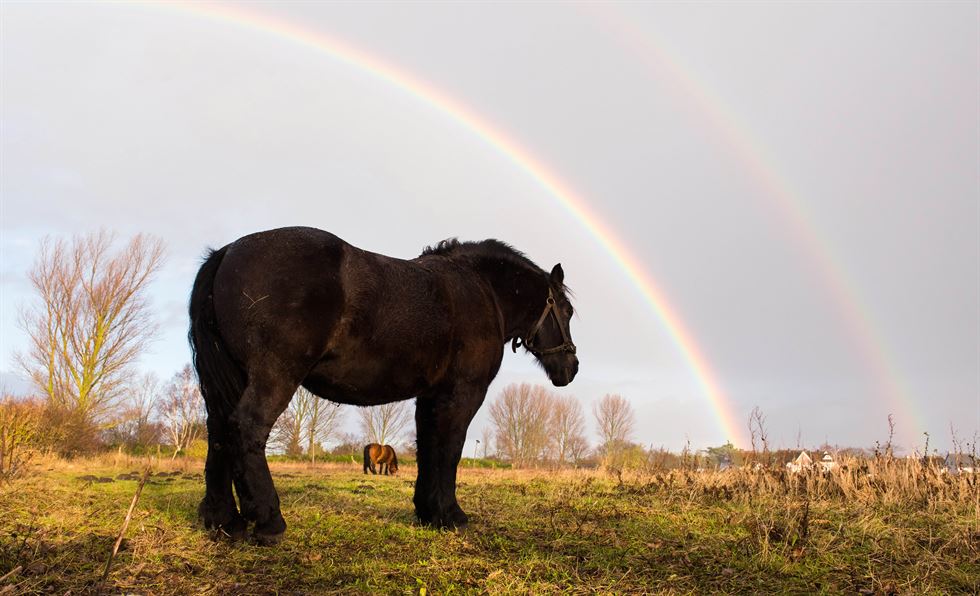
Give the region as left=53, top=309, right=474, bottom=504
left=0, top=456, right=977, bottom=595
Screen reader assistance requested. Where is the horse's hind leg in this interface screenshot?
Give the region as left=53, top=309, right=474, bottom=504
left=414, top=385, right=485, bottom=528
left=199, top=412, right=247, bottom=540
left=228, top=372, right=298, bottom=545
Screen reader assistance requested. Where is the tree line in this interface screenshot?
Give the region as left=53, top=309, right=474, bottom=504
left=485, top=383, right=637, bottom=469
left=7, top=231, right=864, bottom=476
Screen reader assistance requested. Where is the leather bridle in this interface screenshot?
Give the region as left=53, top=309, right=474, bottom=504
left=511, top=287, right=577, bottom=356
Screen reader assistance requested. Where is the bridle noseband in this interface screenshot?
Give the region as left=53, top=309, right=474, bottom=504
left=511, top=288, right=577, bottom=356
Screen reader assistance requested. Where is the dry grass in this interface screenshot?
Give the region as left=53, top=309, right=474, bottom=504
left=0, top=454, right=977, bottom=594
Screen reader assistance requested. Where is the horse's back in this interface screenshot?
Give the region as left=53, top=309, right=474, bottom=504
left=207, top=226, right=501, bottom=405
left=381, top=445, right=395, bottom=462
left=364, top=443, right=382, bottom=460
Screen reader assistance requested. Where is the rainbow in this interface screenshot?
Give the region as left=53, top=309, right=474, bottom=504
left=152, top=1, right=746, bottom=445
left=586, top=6, right=922, bottom=442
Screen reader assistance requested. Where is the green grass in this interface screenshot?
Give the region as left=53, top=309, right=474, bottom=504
left=0, top=459, right=977, bottom=594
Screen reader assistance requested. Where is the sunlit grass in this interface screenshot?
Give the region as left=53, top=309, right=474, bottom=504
left=0, top=455, right=977, bottom=594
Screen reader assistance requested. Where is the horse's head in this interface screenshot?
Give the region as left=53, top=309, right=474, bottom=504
left=514, top=263, right=579, bottom=387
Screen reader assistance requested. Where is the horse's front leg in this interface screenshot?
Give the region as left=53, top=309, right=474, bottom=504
left=414, top=385, right=485, bottom=528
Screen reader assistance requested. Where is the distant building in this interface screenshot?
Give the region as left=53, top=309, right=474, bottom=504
left=786, top=451, right=813, bottom=473
left=944, top=454, right=977, bottom=475
left=819, top=451, right=838, bottom=472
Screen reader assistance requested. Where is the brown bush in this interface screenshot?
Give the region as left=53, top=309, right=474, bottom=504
left=41, top=405, right=102, bottom=457
left=0, top=396, right=46, bottom=479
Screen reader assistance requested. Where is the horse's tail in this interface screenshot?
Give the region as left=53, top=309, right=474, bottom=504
left=363, top=444, right=372, bottom=473
left=189, top=246, right=245, bottom=420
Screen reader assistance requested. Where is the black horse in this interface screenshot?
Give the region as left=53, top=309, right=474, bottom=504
left=190, top=226, right=578, bottom=544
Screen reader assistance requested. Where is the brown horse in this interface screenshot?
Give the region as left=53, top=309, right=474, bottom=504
left=363, top=444, right=399, bottom=475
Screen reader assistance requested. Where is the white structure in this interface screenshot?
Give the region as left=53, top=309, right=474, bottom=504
left=944, top=454, right=977, bottom=475
left=818, top=452, right=838, bottom=472
left=786, top=451, right=813, bottom=473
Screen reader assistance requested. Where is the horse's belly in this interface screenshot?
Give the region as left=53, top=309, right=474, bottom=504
left=302, top=354, right=431, bottom=406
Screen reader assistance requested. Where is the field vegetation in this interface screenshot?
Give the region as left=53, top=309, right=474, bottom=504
left=0, top=451, right=977, bottom=595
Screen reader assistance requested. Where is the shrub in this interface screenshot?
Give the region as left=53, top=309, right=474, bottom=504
left=182, top=438, right=209, bottom=459
left=0, top=396, right=46, bottom=479
left=601, top=442, right=649, bottom=472
left=41, top=406, right=102, bottom=457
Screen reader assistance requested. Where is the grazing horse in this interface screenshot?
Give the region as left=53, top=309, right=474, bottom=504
left=363, top=443, right=399, bottom=475
left=190, top=227, right=578, bottom=544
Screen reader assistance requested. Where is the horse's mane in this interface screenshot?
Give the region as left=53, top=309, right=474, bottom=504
left=421, top=238, right=541, bottom=274
left=421, top=238, right=572, bottom=299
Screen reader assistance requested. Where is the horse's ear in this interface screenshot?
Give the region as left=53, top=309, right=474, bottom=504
left=550, top=263, right=564, bottom=285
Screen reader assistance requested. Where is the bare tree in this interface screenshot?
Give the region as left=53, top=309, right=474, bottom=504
left=272, top=391, right=310, bottom=457
left=551, top=394, right=588, bottom=468
left=566, top=433, right=590, bottom=466
left=106, top=372, right=161, bottom=449
left=272, top=387, right=346, bottom=462
left=488, top=383, right=555, bottom=468
left=16, top=232, right=164, bottom=450
left=159, top=365, right=205, bottom=458
left=400, top=427, right=418, bottom=457
left=304, top=391, right=345, bottom=464
left=748, top=406, right=770, bottom=464
left=116, top=371, right=162, bottom=448
left=594, top=394, right=635, bottom=457
left=358, top=401, right=413, bottom=446
left=480, top=426, right=493, bottom=458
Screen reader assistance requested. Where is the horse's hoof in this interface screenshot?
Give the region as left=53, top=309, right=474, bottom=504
left=252, top=531, right=285, bottom=546
left=218, top=517, right=248, bottom=542
left=199, top=501, right=246, bottom=539
left=442, top=512, right=469, bottom=529
left=252, top=517, right=287, bottom=546
left=419, top=508, right=468, bottom=530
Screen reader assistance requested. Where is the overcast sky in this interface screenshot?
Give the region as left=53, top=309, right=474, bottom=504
left=1, top=1, right=977, bottom=453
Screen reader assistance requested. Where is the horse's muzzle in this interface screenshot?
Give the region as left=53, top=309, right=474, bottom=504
left=550, top=358, right=579, bottom=387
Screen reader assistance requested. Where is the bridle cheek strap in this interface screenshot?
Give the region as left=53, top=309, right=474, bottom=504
left=511, top=288, right=577, bottom=356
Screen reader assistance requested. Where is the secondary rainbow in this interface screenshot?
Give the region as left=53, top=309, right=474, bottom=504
left=588, top=7, right=922, bottom=441
left=153, top=1, right=747, bottom=445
